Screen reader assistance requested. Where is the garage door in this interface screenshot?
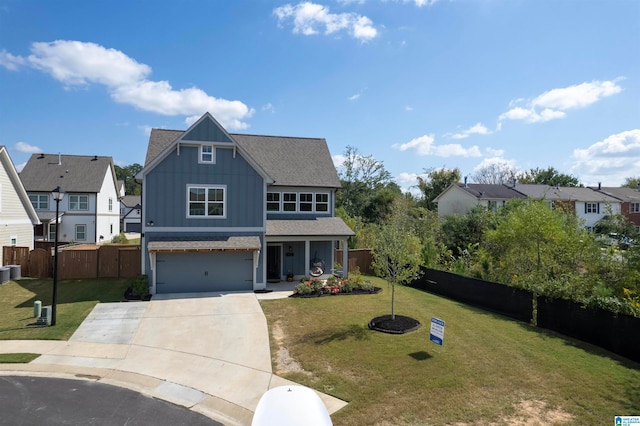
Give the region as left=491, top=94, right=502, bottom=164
left=155, top=251, right=254, bottom=294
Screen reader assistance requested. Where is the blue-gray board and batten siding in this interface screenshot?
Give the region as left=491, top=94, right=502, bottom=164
left=143, top=146, right=264, bottom=228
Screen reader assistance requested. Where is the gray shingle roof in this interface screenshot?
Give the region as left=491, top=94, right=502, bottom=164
left=145, top=128, right=341, bottom=188
left=19, top=154, right=116, bottom=193
left=458, top=183, right=526, bottom=200
left=267, top=217, right=355, bottom=237
left=594, top=186, right=640, bottom=202
left=121, top=195, right=141, bottom=208
left=148, top=236, right=261, bottom=252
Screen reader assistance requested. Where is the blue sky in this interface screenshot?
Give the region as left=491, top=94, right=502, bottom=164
left=1, top=0, right=638, bottom=192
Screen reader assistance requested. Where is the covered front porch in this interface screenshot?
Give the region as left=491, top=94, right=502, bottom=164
left=265, top=217, right=354, bottom=284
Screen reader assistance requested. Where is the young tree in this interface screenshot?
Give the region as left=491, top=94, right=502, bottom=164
left=623, top=176, right=640, bottom=189
left=372, top=204, right=423, bottom=320
left=115, top=163, right=143, bottom=195
left=417, top=167, right=461, bottom=210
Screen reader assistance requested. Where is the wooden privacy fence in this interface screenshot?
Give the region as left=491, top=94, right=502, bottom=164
left=335, top=248, right=374, bottom=275
left=2, top=245, right=141, bottom=279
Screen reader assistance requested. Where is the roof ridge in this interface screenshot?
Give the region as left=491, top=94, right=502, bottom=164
left=231, top=133, right=324, bottom=141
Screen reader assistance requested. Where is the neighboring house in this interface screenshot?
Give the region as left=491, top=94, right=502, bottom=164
left=120, top=195, right=142, bottom=233
left=434, top=182, right=526, bottom=216
left=138, top=112, right=354, bottom=294
left=435, top=182, right=622, bottom=230
left=0, top=146, right=40, bottom=249
left=592, top=185, right=640, bottom=232
left=20, top=154, right=121, bottom=244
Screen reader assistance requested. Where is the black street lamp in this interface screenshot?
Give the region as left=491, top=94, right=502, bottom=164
left=51, top=186, right=64, bottom=326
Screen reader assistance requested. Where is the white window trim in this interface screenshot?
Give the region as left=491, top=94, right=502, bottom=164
left=30, top=194, right=49, bottom=210
left=186, top=184, right=227, bottom=219
left=199, top=145, right=216, bottom=164
left=266, top=192, right=281, bottom=212
left=69, top=194, right=89, bottom=211
left=267, top=191, right=330, bottom=213
left=75, top=224, right=87, bottom=241
left=631, top=202, right=640, bottom=214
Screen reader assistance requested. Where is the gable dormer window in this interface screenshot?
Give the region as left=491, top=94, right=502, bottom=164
left=199, top=145, right=215, bottom=164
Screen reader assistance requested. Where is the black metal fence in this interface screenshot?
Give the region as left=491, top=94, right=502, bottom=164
left=410, top=268, right=640, bottom=363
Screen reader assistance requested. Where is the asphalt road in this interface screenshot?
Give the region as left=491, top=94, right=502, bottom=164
left=0, top=376, right=222, bottom=426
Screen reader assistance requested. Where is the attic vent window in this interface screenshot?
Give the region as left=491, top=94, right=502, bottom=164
left=199, top=145, right=215, bottom=164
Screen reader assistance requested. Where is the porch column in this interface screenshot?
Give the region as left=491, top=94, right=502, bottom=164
left=305, top=240, right=310, bottom=276
left=342, top=239, right=349, bottom=277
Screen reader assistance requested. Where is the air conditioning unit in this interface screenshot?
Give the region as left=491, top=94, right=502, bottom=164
left=37, top=305, right=52, bottom=326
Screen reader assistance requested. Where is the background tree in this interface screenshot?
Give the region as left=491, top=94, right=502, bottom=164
left=417, top=167, right=461, bottom=210
left=623, top=176, right=640, bottom=188
left=471, top=162, right=517, bottom=185
left=336, top=146, right=393, bottom=220
left=114, top=163, right=143, bottom=195
left=517, top=166, right=580, bottom=187
left=371, top=203, right=423, bottom=320
left=440, top=205, right=497, bottom=257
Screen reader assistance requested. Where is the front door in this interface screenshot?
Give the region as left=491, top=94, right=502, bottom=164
left=267, top=245, right=281, bottom=281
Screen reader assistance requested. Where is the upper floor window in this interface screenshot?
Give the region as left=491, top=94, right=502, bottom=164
left=631, top=202, right=640, bottom=214
left=267, top=191, right=330, bottom=213
left=187, top=185, right=226, bottom=218
left=108, top=198, right=113, bottom=212
left=487, top=200, right=505, bottom=212
left=316, top=193, right=329, bottom=212
left=69, top=195, right=89, bottom=211
left=267, top=192, right=280, bottom=211
left=585, top=202, right=599, bottom=214
left=299, top=193, right=313, bottom=212
left=29, top=194, right=49, bottom=210
left=283, top=193, right=297, bottom=212
left=199, top=145, right=215, bottom=164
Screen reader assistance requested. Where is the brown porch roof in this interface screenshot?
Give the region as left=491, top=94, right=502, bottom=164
left=148, top=236, right=261, bottom=252
left=266, top=217, right=355, bottom=237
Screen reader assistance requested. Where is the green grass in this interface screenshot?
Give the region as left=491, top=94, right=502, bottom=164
left=0, top=277, right=132, bottom=341
left=0, top=353, right=40, bottom=363
left=261, top=276, right=640, bottom=425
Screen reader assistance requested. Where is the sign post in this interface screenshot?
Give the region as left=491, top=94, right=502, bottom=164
left=430, top=317, right=445, bottom=346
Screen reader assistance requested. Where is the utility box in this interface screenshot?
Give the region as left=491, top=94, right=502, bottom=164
left=34, top=300, right=42, bottom=318
left=0, top=267, right=9, bottom=284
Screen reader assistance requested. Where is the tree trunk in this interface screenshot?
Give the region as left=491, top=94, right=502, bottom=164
left=391, top=282, right=395, bottom=320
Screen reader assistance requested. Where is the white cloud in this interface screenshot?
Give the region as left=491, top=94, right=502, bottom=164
left=262, top=103, right=276, bottom=113
left=447, top=122, right=491, bottom=140
left=499, top=79, right=622, bottom=125
left=348, top=93, right=361, bottom=101
left=405, top=105, right=413, bottom=112
left=0, top=49, right=26, bottom=70
left=14, top=141, right=42, bottom=153
left=571, top=129, right=640, bottom=186
left=6, top=40, right=253, bottom=130
left=332, top=153, right=346, bottom=169
left=395, top=171, right=426, bottom=195
left=393, top=134, right=482, bottom=157
left=406, top=0, right=439, bottom=6
left=274, top=2, right=378, bottom=42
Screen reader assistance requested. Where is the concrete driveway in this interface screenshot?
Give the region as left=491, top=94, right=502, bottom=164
left=0, top=292, right=346, bottom=425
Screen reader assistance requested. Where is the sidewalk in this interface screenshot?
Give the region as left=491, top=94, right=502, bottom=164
left=0, top=290, right=347, bottom=425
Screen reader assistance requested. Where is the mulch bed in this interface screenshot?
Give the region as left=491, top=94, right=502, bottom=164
left=368, top=314, right=422, bottom=334
left=289, top=287, right=382, bottom=298
left=123, top=287, right=152, bottom=301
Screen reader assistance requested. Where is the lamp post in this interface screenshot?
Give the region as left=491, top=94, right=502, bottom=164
left=51, top=186, right=64, bottom=326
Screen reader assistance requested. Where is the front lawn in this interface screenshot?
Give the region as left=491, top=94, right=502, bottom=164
left=0, top=278, right=132, bottom=341
left=260, top=276, right=640, bottom=425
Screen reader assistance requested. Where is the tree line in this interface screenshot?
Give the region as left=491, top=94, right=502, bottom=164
left=335, top=146, right=640, bottom=317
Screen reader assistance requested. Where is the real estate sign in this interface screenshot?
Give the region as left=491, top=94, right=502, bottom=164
left=430, top=317, right=445, bottom=346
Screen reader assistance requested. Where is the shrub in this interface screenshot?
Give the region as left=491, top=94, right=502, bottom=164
left=132, top=275, right=150, bottom=297
left=112, top=233, right=128, bottom=244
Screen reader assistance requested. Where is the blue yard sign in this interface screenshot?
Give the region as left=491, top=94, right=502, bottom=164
left=430, top=317, right=445, bottom=346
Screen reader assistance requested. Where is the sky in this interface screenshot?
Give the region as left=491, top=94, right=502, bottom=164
left=1, top=0, right=639, bottom=194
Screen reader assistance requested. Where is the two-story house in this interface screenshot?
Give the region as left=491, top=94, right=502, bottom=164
left=0, top=146, right=40, bottom=249
left=434, top=182, right=526, bottom=216
left=138, top=112, right=354, bottom=294
left=20, top=154, right=121, bottom=244
left=120, top=195, right=142, bottom=233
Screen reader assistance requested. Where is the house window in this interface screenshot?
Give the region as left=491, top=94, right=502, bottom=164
left=199, top=145, right=215, bottom=163
left=29, top=194, right=49, bottom=210
left=488, top=200, right=504, bottom=212
left=69, top=195, right=89, bottom=211
left=10, top=236, right=17, bottom=246
left=49, top=224, right=57, bottom=241
left=585, top=203, right=599, bottom=214
left=267, top=192, right=281, bottom=212
left=75, top=224, right=86, bottom=241
left=187, top=185, right=226, bottom=217
left=283, top=193, right=297, bottom=212
left=631, top=202, right=640, bottom=214
left=315, top=193, right=329, bottom=212
left=108, top=198, right=113, bottom=212
left=300, top=193, right=313, bottom=212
